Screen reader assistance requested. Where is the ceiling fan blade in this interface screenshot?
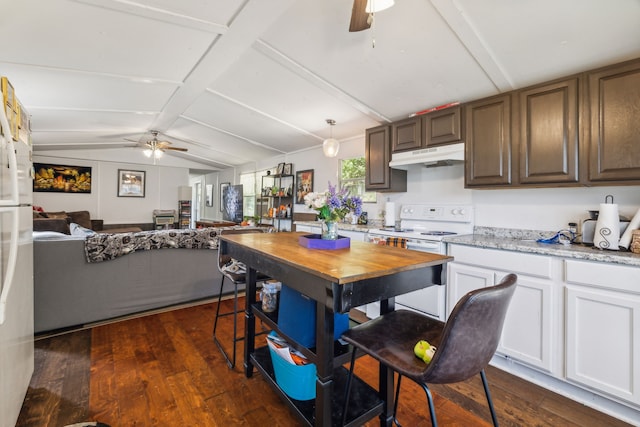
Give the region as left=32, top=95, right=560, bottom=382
left=349, top=0, right=371, bottom=32
left=164, top=147, right=188, bottom=152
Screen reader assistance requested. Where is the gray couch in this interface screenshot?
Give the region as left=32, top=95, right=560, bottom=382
left=33, top=232, right=229, bottom=333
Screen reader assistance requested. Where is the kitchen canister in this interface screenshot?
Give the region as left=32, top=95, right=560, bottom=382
left=593, top=195, right=620, bottom=250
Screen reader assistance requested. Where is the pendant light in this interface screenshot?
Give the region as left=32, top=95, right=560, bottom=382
left=322, top=119, right=340, bottom=158
left=366, top=0, right=394, bottom=13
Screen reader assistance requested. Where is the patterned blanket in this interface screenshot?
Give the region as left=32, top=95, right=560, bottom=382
left=83, top=227, right=238, bottom=263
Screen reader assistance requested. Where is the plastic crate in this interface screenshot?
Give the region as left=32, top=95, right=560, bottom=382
left=278, top=284, right=349, bottom=348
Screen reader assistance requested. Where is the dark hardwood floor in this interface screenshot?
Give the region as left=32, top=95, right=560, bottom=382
left=16, top=298, right=633, bottom=426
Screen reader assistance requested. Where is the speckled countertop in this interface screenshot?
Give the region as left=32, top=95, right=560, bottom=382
left=444, top=226, right=640, bottom=267
left=294, top=220, right=381, bottom=232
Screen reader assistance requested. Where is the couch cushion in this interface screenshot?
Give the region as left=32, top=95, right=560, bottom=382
left=68, top=210, right=92, bottom=230
left=33, top=218, right=71, bottom=234
left=44, top=211, right=69, bottom=220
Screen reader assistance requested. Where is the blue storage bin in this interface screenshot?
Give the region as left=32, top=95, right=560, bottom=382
left=278, top=284, right=349, bottom=348
left=268, top=339, right=316, bottom=401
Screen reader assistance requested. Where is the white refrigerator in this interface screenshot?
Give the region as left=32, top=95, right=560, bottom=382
left=0, top=82, right=34, bottom=427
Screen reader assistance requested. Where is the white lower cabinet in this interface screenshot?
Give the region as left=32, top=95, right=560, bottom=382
left=565, top=260, right=640, bottom=406
left=447, top=245, right=640, bottom=422
left=447, top=245, right=560, bottom=374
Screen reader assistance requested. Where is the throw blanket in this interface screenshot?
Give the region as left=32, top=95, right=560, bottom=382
left=84, top=227, right=238, bottom=263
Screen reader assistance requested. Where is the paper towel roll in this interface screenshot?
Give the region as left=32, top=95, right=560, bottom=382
left=593, top=202, right=620, bottom=250
left=619, top=207, right=640, bottom=249
left=385, top=202, right=396, bottom=227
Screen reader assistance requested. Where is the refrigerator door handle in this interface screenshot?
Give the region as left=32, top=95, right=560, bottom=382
left=0, top=90, right=20, bottom=207
left=0, top=207, right=19, bottom=325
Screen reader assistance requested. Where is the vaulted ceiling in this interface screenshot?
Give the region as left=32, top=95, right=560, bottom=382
left=2, top=0, right=640, bottom=171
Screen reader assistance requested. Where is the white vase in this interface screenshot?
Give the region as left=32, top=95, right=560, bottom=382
left=593, top=202, right=620, bottom=250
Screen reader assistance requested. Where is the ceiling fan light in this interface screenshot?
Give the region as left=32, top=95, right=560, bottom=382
left=323, top=138, right=340, bottom=158
left=143, top=149, right=153, bottom=158
left=154, top=149, right=163, bottom=159
left=366, top=0, right=394, bottom=13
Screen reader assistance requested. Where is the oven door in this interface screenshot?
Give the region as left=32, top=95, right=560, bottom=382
left=365, top=234, right=447, bottom=321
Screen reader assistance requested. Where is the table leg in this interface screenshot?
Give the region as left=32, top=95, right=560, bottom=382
left=244, top=267, right=258, bottom=378
left=379, top=297, right=395, bottom=426
left=315, top=301, right=335, bottom=426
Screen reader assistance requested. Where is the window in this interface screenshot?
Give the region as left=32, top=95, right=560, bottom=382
left=340, top=157, right=376, bottom=202
left=240, top=172, right=256, bottom=219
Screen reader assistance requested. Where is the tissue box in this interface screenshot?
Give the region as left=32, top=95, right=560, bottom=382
left=268, top=342, right=316, bottom=401
left=278, top=284, right=349, bottom=348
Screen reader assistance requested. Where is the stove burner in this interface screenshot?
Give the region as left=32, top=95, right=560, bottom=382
left=420, top=231, right=457, bottom=236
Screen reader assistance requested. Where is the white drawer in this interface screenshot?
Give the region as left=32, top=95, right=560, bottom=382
left=565, top=260, right=640, bottom=294
left=449, top=244, right=553, bottom=279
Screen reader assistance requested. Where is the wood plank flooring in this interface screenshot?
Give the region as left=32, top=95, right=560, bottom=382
left=16, top=298, right=633, bottom=426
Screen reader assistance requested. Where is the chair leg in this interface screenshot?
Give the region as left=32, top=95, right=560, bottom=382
left=341, top=348, right=358, bottom=426
left=419, top=382, right=438, bottom=427
left=213, top=275, right=241, bottom=369
left=480, top=369, right=499, bottom=427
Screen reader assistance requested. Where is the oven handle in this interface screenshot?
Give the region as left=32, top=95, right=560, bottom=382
left=406, top=241, right=441, bottom=252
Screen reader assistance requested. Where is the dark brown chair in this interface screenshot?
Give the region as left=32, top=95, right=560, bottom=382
left=213, top=228, right=269, bottom=368
left=341, top=273, right=518, bottom=426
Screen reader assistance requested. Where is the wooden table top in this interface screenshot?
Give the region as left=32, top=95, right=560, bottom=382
left=219, top=232, right=452, bottom=285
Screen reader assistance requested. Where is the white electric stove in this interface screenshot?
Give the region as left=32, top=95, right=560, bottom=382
left=365, top=204, right=474, bottom=320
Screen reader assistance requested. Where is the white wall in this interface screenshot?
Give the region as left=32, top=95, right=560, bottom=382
left=33, top=155, right=189, bottom=224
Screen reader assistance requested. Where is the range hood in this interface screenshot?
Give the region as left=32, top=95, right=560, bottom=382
left=388, top=142, right=465, bottom=167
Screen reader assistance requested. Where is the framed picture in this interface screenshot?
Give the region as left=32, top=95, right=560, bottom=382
left=117, top=169, right=145, bottom=197
left=220, top=182, right=230, bottom=211
left=205, top=184, right=213, bottom=207
left=222, top=184, right=243, bottom=223
left=276, top=162, right=285, bottom=175
left=295, top=169, right=314, bottom=204
left=33, top=163, right=92, bottom=193
left=283, top=163, right=292, bottom=175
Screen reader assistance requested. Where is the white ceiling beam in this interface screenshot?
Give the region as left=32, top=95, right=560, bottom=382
left=253, top=39, right=392, bottom=123
left=430, top=0, right=514, bottom=92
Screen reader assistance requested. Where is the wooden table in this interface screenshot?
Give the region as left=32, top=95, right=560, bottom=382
left=219, top=232, right=452, bottom=427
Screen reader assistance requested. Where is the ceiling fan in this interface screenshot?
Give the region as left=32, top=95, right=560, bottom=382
left=140, top=131, right=187, bottom=162
left=349, top=0, right=395, bottom=32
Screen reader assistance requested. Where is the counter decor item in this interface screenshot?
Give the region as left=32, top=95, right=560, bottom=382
left=298, top=231, right=350, bottom=250
left=618, top=206, right=640, bottom=249
left=302, top=181, right=362, bottom=240
left=593, top=195, right=620, bottom=250
left=630, top=230, right=640, bottom=254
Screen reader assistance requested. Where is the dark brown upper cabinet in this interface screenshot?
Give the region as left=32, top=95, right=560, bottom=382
left=465, top=94, right=513, bottom=187
left=518, top=77, right=580, bottom=185
left=391, top=117, right=422, bottom=152
left=365, top=125, right=407, bottom=192
left=587, top=58, right=640, bottom=184
left=392, top=107, right=463, bottom=153
left=423, top=106, right=462, bottom=147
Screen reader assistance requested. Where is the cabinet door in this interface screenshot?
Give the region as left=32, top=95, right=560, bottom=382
left=566, top=285, right=640, bottom=405
left=464, top=94, right=513, bottom=187
left=365, top=125, right=407, bottom=192
left=497, top=274, right=555, bottom=373
left=423, top=106, right=462, bottom=147
left=519, top=78, right=579, bottom=184
left=588, top=58, right=640, bottom=182
left=391, top=117, right=422, bottom=152
left=446, top=262, right=493, bottom=317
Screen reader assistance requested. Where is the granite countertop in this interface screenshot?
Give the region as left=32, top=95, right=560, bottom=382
left=444, top=227, right=640, bottom=267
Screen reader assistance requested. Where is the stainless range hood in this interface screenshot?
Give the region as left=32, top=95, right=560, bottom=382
left=388, top=142, right=465, bottom=167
